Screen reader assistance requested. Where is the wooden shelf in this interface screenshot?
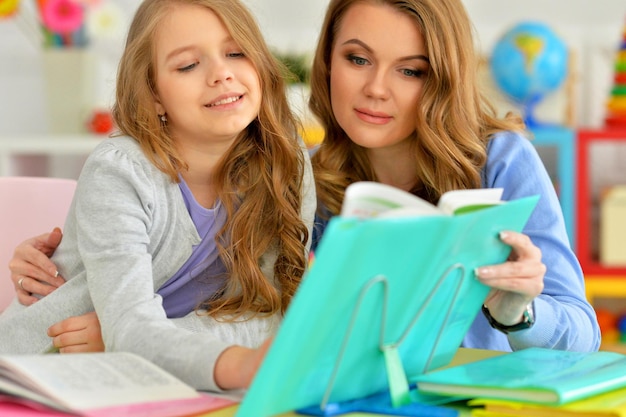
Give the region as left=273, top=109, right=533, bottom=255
left=585, top=275, right=626, bottom=303
left=0, top=135, right=103, bottom=178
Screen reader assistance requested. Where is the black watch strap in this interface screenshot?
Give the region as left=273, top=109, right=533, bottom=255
left=482, top=303, right=535, bottom=334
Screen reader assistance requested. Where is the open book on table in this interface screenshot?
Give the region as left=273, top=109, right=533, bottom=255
left=0, top=351, right=235, bottom=416
left=237, top=182, right=539, bottom=417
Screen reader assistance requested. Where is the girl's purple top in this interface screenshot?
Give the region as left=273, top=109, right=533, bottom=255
left=157, top=176, right=227, bottom=318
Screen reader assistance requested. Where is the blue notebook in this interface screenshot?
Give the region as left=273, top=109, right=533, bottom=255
left=236, top=192, right=539, bottom=417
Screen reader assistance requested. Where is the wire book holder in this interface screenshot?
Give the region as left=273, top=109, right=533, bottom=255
left=236, top=195, right=539, bottom=417
left=303, top=263, right=467, bottom=417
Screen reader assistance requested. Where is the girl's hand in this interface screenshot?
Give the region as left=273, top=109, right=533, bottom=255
left=47, top=312, right=105, bottom=353
left=214, top=337, right=273, bottom=390
left=9, top=228, right=64, bottom=305
left=475, top=231, right=546, bottom=326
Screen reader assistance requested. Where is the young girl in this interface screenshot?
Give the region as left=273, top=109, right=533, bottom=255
left=309, top=0, right=599, bottom=352
left=0, top=0, right=315, bottom=392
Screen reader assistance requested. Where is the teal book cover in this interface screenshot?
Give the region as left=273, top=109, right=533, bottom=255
left=416, top=347, right=626, bottom=405
left=237, top=195, right=539, bottom=417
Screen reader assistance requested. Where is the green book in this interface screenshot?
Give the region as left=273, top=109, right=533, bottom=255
left=237, top=183, right=538, bottom=417
left=416, top=347, right=626, bottom=406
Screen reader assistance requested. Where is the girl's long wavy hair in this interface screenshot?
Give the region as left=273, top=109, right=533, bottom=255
left=310, top=0, right=525, bottom=216
left=112, top=0, right=308, bottom=318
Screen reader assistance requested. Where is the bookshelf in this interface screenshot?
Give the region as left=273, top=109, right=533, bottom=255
left=575, top=128, right=626, bottom=276
left=575, top=128, right=626, bottom=351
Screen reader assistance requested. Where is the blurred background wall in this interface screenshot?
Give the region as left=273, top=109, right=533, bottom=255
left=0, top=0, right=624, bottom=135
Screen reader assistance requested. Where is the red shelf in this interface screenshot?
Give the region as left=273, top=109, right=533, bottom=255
left=576, top=128, right=626, bottom=275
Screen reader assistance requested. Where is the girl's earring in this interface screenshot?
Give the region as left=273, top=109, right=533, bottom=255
left=159, top=114, right=167, bottom=123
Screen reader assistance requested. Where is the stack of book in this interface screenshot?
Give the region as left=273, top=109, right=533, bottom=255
left=415, top=347, right=626, bottom=417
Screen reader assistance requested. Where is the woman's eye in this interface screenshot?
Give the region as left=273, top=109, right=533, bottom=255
left=228, top=52, right=245, bottom=58
left=178, top=62, right=198, bottom=72
left=402, top=68, right=426, bottom=78
left=347, top=54, right=369, bottom=66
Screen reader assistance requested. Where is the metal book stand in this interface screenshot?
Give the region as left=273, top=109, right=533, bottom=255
left=298, top=263, right=467, bottom=417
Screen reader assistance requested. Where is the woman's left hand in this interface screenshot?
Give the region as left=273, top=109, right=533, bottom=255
left=475, top=230, right=546, bottom=326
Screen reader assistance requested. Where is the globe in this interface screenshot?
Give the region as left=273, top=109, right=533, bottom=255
left=489, top=21, right=568, bottom=128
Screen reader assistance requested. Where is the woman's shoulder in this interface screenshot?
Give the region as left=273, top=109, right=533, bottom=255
left=482, top=129, right=549, bottom=192
left=488, top=129, right=532, bottom=148
left=486, top=129, right=538, bottom=162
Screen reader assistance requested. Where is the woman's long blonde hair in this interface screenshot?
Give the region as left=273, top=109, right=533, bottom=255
left=112, top=0, right=308, bottom=317
left=310, top=0, right=524, bottom=216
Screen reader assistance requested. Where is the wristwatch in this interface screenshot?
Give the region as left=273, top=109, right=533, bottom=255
left=482, top=302, right=535, bottom=334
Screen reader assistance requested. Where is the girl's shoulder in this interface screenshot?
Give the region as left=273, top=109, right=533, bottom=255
left=83, top=135, right=169, bottom=186
left=88, top=136, right=154, bottom=168
left=91, top=135, right=143, bottom=157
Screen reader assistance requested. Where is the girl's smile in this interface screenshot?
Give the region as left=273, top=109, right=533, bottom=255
left=206, top=93, right=244, bottom=108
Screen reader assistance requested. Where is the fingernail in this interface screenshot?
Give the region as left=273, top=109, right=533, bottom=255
left=475, top=267, right=491, bottom=277
left=499, top=231, right=509, bottom=240
left=54, top=270, right=59, bottom=278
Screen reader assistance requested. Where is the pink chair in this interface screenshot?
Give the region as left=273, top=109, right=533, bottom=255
left=0, top=177, right=77, bottom=312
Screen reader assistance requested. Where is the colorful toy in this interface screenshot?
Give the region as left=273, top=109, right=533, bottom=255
left=605, top=21, right=626, bottom=128
left=594, top=307, right=626, bottom=345
left=596, top=307, right=617, bottom=333
left=86, top=108, right=114, bottom=135
left=618, top=314, right=626, bottom=342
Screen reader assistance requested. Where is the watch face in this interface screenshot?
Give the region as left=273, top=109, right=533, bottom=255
left=523, top=302, right=535, bottom=326
left=524, top=302, right=535, bottom=324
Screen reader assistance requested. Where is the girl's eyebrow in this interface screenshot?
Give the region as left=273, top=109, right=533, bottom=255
left=164, top=35, right=238, bottom=62
left=340, top=38, right=430, bottom=63
left=165, top=45, right=196, bottom=62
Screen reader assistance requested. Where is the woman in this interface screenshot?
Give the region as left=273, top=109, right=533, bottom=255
left=309, top=0, right=599, bottom=352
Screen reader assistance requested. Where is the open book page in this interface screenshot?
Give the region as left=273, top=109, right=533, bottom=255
left=0, top=352, right=203, bottom=413
left=341, top=182, right=441, bottom=218
left=438, top=188, right=503, bottom=215
left=341, top=181, right=503, bottom=218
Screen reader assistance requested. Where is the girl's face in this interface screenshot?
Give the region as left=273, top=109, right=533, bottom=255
left=329, top=2, right=429, bottom=151
left=152, top=3, right=261, bottom=150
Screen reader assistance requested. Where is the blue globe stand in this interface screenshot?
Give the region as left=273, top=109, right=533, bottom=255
left=522, top=95, right=561, bottom=130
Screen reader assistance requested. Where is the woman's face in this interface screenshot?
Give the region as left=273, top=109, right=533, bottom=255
left=329, top=2, right=429, bottom=150
left=152, top=3, right=261, bottom=150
